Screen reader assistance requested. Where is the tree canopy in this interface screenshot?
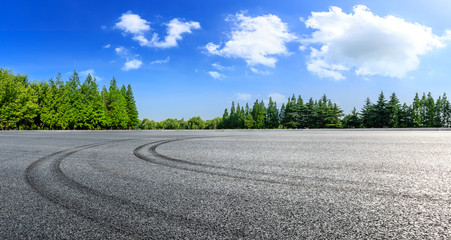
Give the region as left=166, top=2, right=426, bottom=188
left=0, top=68, right=138, bottom=130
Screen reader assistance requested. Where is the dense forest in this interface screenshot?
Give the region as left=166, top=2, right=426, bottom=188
left=3, top=68, right=451, bottom=130
left=139, top=92, right=451, bottom=130
left=0, top=68, right=138, bottom=130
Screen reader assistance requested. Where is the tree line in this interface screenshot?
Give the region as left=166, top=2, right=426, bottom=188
left=138, top=94, right=343, bottom=129
left=0, top=68, right=138, bottom=130
left=4, top=68, right=451, bottom=130
left=342, top=91, right=451, bottom=128
left=138, top=91, right=451, bottom=130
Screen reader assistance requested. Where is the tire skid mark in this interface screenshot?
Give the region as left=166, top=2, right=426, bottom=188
left=134, top=138, right=449, bottom=202
left=135, top=138, right=363, bottom=186
left=25, top=138, right=233, bottom=239
left=87, top=140, right=169, bottom=183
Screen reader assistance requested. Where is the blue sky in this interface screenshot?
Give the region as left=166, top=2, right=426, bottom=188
left=2, top=0, right=451, bottom=121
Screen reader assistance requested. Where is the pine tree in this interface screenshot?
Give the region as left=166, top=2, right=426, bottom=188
left=220, top=108, right=229, bottom=129
left=387, top=92, right=400, bottom=128
left=342, top=107, right=361, bottom=128
left=412, top=93, right=421, bottom=127
left=425, top=92, right=435, bottom=127
left=282, top=95, right=299, bottom=128
left=441, top=93, right=451, bottom=127
left=266, top=97, right=279, bottom=128
left=107, top=78, right=129, bottom=129
left=244, top=113, right=254, bottom=129
left=361, top=97, right=374, bottom=128
left=373, top=91, right=389, bottom=128
left=124, top=84, right=139, bottom=128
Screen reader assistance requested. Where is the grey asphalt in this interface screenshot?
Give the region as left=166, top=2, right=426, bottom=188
left=0, top=130, right=450, bottom=239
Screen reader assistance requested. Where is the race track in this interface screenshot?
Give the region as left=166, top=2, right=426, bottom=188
left=1, top=130, right=450, bottom=239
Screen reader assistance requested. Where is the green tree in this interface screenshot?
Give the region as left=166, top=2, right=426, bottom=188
left=188, top=116, right=205, bottom=129
left=266, top=97, right=279, bottom=128
left=387, top=92, right=401, bottom=128
left=205, top=117, right=222, bottom=129
left=140, top=118, right=157, bottom=129
left=124, top=84, right=139, bottom=128
left=360, top=97, right=375, bottom=128
left=107, top=78, right=129, bottom=129
left=160, top=118, right=180, bottom=129
left=244, top=113, right=254, bottom=129
left=342, top=107, right=361, bottom=128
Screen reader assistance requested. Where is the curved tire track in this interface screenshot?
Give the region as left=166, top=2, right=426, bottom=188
left=134, top=138, right=449, bottom=202
left=25, top=138, right=234, bottom=239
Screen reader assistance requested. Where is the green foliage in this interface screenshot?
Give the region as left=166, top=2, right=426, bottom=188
left=359, top=92, right=451, bottom=128
left=244, top=113, right=254, bottom=129
left=342, top=108, right=361, bottom=128
left=0, top=68, right=138, bottom=130
left=205, top=117, right=222, bottom=129
left=188, top=116, right=205, bottom=129
left=160, top=118, right=180, bottom=129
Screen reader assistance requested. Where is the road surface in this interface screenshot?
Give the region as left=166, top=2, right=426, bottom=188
left=0, top=130, right=450, bottom=239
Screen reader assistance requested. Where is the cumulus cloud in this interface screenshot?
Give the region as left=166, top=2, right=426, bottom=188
left=208, top=71, right=225, bottom=79
left=205, top=13, right=296, bottom=67
left=303, top=5, right=451, bottom=80
left=103, top=44, right=111, bottom=48
left=236, top=93, right=252, bottom=101
left=150, top=57, right=170, bottom=64
left=268, top=93, right=286, bottom=103
left=122, top=59, right=142, bottom=71
left=148, top=19, right=200, bottom=48
left=115, top=11, right=200, bottom=48
left=115, top=11, right=151, bottom=35
left=113, top=46, right=142, bottom=71
left=79, top=69, right=102, bottom=81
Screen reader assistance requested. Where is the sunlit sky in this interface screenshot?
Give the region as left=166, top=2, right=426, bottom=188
left=2, top=0, right=451, bottom=121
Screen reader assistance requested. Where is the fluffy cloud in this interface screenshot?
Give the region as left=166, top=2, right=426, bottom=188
left=116, top=12, right=200, bottom=48
left=148, top=19, right=200, bottom=48
left=303, top=5, right=451, bottom=80
left=115, top=11, right=150, bottom=35
left=122, top=59, right=142, bottom=71
left=150, top=57, right=170, bottom=64
left=103, top=44, right=111, bottom=48
left=206, top=13, right=296, bottom=67
left=208, top=71, right=225, bottom=79
left=79, top=69, right=102, bottom=81
left=236, top=93, right=252, bottom=101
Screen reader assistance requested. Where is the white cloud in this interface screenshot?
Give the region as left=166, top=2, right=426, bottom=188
left=205, top=13, right=296, bottom=67
left=150, top=57, right=170, bottom=64
left=115, top=12, right=200, bottom=49
left=148, top=19, right=200, bottom=48
left=122, top=59, right=142, bottom=71
left=115, top=11, right=150, bottom=35
left=79, top=69, right=102, bottom=81
left=303, top=5, right=451, bottom=80
left=268, top=93, right=286, bottom=104
left=104, top=44, right=111, bottom=48
left=212, top=63, right=232, bottom=71
left=115, top=46, right=128, bottom=57
left=208, top=71, right=225, bottom=79
left=236, top=93, right=252, bottom=101
left=250, top=67, right=272, bottom=75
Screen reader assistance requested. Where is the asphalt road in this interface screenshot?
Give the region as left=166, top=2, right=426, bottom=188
left=0, top=130, right=450, bottom=239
